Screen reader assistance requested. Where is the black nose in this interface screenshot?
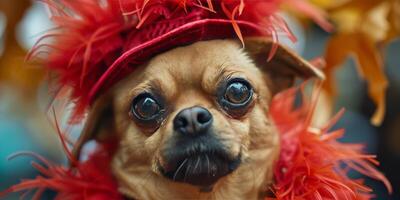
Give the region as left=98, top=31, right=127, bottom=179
left=173, top=106, right=213, bottom=136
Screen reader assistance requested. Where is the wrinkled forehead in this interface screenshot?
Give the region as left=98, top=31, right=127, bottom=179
left=115, top=40, right=262, bottom=99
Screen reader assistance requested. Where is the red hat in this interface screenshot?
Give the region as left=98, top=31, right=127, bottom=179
left=30, top=0, right=329, bottom=121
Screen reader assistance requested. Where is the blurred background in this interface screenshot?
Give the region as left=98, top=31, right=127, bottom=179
left=0, top=1, right=399, bottom=199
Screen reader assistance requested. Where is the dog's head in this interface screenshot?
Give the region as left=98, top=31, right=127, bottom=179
left=74, top=39, right=323, bottom=197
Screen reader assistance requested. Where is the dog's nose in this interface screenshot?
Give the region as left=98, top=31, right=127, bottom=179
left=173, top=106, right=213, bottom=136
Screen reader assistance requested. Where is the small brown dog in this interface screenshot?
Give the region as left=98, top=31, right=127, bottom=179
left=74, top=38, right=323, bottom=199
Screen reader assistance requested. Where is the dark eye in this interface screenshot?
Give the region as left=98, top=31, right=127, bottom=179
left=224, top=82, right=251, bottom=104
left=217, top=78, right=254, bottom=117
left=131, top=93, right=163, bottom=122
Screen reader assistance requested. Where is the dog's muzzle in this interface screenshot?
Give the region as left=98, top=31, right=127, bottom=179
left=158, top=106, right=241, bottom=187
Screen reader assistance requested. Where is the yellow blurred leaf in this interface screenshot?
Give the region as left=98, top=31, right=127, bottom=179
left=361, top=2, right=391, bottom=41
left=385, top=0, right=400, bottom=43
left=330, top=7, right=360, bottom=33
left=310, top=0, right=350, bottom=9
left=329, top=1, right=390, bottom=40
left=317, top=0, right=400, bottom=125
left=0, top=0, right=45, bottom=97
left=330, top=0, right=382, bottom=12
left=324, top=33, right=388, bottom=126
left=327, top=0, right=400, bottom=42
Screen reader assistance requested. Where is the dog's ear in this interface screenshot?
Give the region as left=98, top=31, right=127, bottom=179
left=244, top=38, right=325, bottom=95
left=72, top=94, right=114, bottom=159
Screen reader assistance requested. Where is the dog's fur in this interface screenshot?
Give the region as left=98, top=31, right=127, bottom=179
left=74, top=39, right=323, bottom=200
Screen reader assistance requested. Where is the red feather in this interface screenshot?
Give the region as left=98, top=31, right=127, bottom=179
left=0, top=110, right=122, bottom=200
left=269, top=84, right=392, bottom=200
left=0, top=148, right=121, bottom=200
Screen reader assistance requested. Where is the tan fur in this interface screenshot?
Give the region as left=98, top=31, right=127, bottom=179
left=77, top=39, right=322, bottom=199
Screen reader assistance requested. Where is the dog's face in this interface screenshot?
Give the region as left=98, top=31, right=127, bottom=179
left=115, top=40, right=271, bottom=188
left=75, top=39, right=322, bottom=199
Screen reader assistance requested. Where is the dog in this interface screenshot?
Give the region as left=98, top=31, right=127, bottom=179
left=73, top=38, right=323, bottom=200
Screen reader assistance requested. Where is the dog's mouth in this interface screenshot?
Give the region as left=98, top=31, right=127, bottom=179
left=159, top=150, right=241, bottom=187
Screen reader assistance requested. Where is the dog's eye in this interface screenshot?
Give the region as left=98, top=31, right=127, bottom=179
left=217, top=78, right=254, bottom=118
left=131, top=93, right=163, bottom=121
left=134, top=97, right=160, bottom=119
left=225, top=82, right=251, bottom=104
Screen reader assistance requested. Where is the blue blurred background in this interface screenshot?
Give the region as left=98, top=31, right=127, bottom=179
left=0, top=1, right=399, bottom=199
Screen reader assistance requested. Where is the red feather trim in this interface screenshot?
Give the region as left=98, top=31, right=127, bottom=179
left=0, top=110, right=122, bottom=200
left=0, top=84, right=391, bottom=200
left=0, top=148, right=121, bottom=200
left=29, top=0, right=330, bottom=122
left=269, top=84, right=392, bottom=200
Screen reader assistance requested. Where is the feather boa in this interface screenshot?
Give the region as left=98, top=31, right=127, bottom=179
left=269, top=85, right=392, bottom=199
left=29, top=0, right=331, bottom=122
left=0, top=85, right=391, bottom=200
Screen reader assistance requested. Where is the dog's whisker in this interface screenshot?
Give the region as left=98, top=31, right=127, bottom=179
left=190, top=158, right=198, bottom=175
left=193, top=156, right=201, bottom=173
left=173, top=158, right=188, bottom=181
left=206, top=154, right=210, bottom=175
left=184, top=161, right=192, bottom=182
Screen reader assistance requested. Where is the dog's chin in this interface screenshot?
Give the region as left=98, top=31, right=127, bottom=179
left=159, top=152, right=241, bottom=187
